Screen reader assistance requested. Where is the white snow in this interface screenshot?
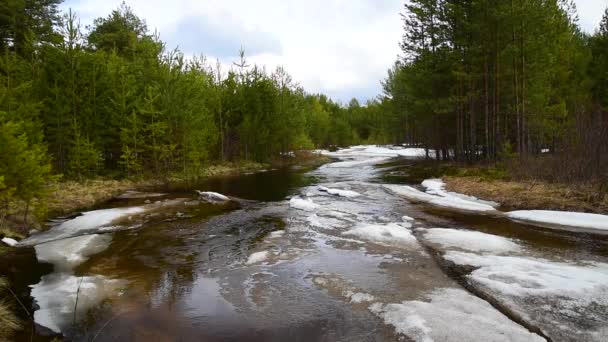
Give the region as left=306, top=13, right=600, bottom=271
left=343, top=223, right=417, bottom=246
left=322, top=145, right=430, bottom=159
left=35, top=234, right=112, bottom=271
left=22, top=206, right=145, bottom=246
left=197, top=191, right=230, bottom=203
left=345, top=291, right=375, bottom=304
left=383, top=184, right=498, bottom=213
left=402, top=215, right=415, bottom=222
left=422, top=178, right=499, bottom=207
left=318, top=186, right=360, bottom=198
left=289, top=197, right=319, bottom=211
left=444, top=251, right=608, bottom=300
left=506, top=210, right=608, bottom=233
left=246, top=251, right=270, bottom=265
left=1, top=237, right=18, bottom=246
left=422, top=228, right=522, bottom=253
left=30, top=273, right=125, bottom=333
left=369, top=288, right=545, bottom=342
left=269, top=231, right=285, bottom=238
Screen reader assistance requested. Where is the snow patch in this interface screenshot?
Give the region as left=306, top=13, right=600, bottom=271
left=289, top=197, right=319, bottom=211
left=344, top=290, right=375, bottom=304
left=197, top=191, right=230, bottom=203
left=1, top=237, right=18, bottom=246
left=506, top=210, right=608, bottom=233
left=383, top=184, right=498, bottom=213
left=326, top=157, right=391, bottom=168
left=369, top=288, right=545, bottom=342
left=343, top=223, right=417, bottom=246
left=422, top=228, right=522, bottom=253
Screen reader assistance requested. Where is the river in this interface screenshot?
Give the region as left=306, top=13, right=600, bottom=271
left=3, top=146, right=608, bottom=341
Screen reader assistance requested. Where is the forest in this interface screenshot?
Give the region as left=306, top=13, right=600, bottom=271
left=1, top=0, right=608, bottom=222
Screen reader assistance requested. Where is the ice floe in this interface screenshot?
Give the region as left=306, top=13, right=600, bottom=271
left=506, top=210, right=608, bottom=233
left=421, top=178, right=499, bottom=207
left=421, top=228, right=522, bottom=254
left=344, top=291, right=375, bottom=304
left=325, top=157, right=391, bottom=168
left=383, top=184, right=498, bottom=213
left=318, top=186, right=361, bottom=198
left=369, top=288, right=545, bottom=342
left=289, top=196, right=319, bottom=211
left=342, top=223, right=417, bottom=246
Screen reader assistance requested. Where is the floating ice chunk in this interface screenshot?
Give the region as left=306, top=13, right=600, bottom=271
left=318, top=186, right=360, bottom=198
left=30, top=273, right=125, bottom=333
left=506, top=210, right=608, bottom=233
left=383, top=184, right=498, bottom=213
left=289, top=197, right=319, bottom=211
left=444, top=251, right=608, bottom=299
left=369, top=288, right=545, bottom=342
left=343, top=223, right=417, bottom=246
left=197, top=191, right=230, bottom=203
left=344, top=290, right=375, bottom=304
left=246, top=251, right=269, bottom=265
left=22, top=206, right=145, bottom=246
left=35, top=234, right=112, bottom=271
left=422, top=228, right=522, bottom=253
left=1, top=237, right=18, bottom=246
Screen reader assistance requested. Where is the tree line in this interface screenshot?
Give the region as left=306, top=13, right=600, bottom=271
left=377, top=0, right=608, bottom=182
left=0, top=1, right=377, bottom=216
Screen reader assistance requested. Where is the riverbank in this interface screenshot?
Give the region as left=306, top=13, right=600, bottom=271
left=0, top=152, right=332, bottom=245
left=444, top=176, right=608, bottom=214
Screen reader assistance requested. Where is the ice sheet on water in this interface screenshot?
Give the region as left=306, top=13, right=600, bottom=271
left=444, top=251, right=608, bottom=300
left=383, top=184, right=498, bottom=213
left=35, top=234, right=112, bottom=271
left=344, top=291, right=375, bottom=304
left=422, top=228, right=522, bottom=254
left=369, top=288, right=545, bottom=342
left=30, top=273, right=125, bottom=333
left=325, top=157, right=391, bottom=168
left=506, top=210, right=608, bottom=233
left=197, top=191, right=231, bottom=203
left=289, top=196, right=319, bottom=211
left=343, top=223, right=417, bottom=246
left=23, top=206, right=145, bottom=245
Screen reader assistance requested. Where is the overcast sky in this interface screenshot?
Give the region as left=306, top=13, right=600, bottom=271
left=62, top=0, right=607, bottom=104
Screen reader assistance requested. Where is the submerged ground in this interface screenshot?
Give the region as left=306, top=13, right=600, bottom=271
left=4, top=146, right=608, bottom=341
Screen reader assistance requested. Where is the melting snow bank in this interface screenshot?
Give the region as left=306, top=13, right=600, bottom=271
left=421, top=228, right=522, bottom=254
left=422, top=178, right=499, bottom=207
left=35, top=234, right=112, bottom=271
left=246, top=251, right=270, bottom=265
left=31, top=273, right=125, bottom=333
left=444, top=251, right=608, bottom=341
left=342, top=223, right=417, bottom=246
left=289, top=196, right=319, bottom=211
left=320, top=145, right=430, bottom=159
left=318, top=186, right=360, bottom=198
left=506, top=210, right=608, bottom=234
left=325, top=157, right=391, bottom=168
left=369, top=288, right=545, bottom=342
left=383, top=184, right=499, bottom=213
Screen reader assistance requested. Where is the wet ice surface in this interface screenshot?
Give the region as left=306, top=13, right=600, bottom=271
left=25, top=145, right=608, bottom=341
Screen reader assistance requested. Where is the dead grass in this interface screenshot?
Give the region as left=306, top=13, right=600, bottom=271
left=444, top=176, right=608, bottom=214
left=0, top=278, right=20, bottom=340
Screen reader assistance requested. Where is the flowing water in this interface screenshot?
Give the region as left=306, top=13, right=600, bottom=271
left=3, top=147, right=608, bottom=342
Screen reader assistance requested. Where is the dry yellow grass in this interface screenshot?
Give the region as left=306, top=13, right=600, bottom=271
left=0, top=278, right=20, bottom=340
left=444, top=176, right=608, bottom=214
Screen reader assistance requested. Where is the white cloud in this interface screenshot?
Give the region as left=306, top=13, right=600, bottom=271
left=62, top=0, right=606, bottom=103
